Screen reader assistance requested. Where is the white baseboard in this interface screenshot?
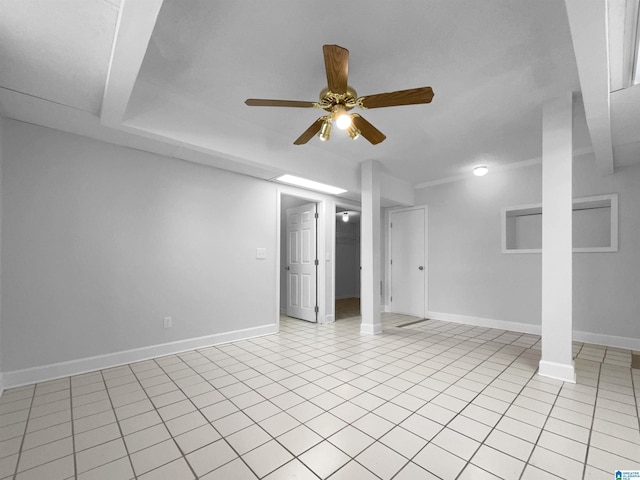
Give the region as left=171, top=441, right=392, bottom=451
left=539, top=360, right=576, bottom=383
left=427, top=310, right=640, bottom=351
left=322, top=314, right=336, bottom=324
left=572, top=331, right=640, bottom=351
left=2, top=324, right=278, bottom=390
left=361, top=322, right=383, bottom=335
left=427, top=311, right=541, bottom=335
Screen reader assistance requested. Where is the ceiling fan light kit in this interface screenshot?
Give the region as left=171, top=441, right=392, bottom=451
left=474, top=165, right=489, bottom=176
left=245, top=45, right=434, bottom=145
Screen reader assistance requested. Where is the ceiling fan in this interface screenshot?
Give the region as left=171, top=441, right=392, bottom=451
left=245, top=44, right=434, bottom=145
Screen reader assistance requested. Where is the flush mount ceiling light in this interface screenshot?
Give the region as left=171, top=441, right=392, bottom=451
left=275, top=175, right=347, bottom=195
left=245, top=44, right=434, bottom=145
left=473, top=165, right=489, bottom=177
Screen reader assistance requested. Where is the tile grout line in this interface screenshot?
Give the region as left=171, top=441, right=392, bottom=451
left=3, top=315, right=638, bottom=480
left=441, top=346, right=541, bottom=479
left=12, top=385, right=36, bottom=480
left=127, top=360, right=200, bottom=480
left=10, top=386, right=36, bottom=480
left=179, top=347, right=326, bottom=479
left=95, top=370, right=138, bottom=480
left=580, top=362, right=603, bottom=479
left=230, top=325, right=636, bottom=478
left=69, top=379, right=78, bottom=480
left=383, top=334, right=538, bottom=478
left=190, top=319, right=489, bottom=478
left=157, top=353, right=272, bottom=479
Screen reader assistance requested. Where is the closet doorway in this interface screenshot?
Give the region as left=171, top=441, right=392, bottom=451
left=335, top=207, right=361, bottom=319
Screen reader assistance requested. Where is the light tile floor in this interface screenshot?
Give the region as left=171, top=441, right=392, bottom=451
left=0, top=313, right=639, bottom=479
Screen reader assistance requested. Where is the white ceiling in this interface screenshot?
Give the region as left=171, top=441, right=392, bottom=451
left=1, top=0, right=639, bottom=200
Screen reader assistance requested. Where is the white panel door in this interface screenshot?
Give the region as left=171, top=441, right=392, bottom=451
left=286, top=203, right=317, bottom=322
left=390, top=208, right=426, bottom=317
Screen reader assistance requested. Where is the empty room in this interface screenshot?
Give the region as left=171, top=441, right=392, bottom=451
left=0, top=1, right=639, bottom=479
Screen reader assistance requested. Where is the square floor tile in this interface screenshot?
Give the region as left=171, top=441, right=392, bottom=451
left=355, top=441, right=407, bottom=480
left=299, top=441, right=350, bottom=479
left=185, top=439, right=237, bottom=477
left=76, top=438, right=127, bottom=474
left=352, top=413, right=394, bottom=439
left=15, top=455, right=74, bottom=480
left=226, top=424, right=270, bottom=455
left=471, top=444, right=525, bottom=479
left=259, top=411, right=300, bottom=437
left=125, top=423, right=171, bottom=453
left=138, top=458, right=195, bottom=480
left=413, top=443, right=467, bottom=479
left=484, top=429, right=534, bottom=461
left=399, top=413, right=442, bottom=441
left=242, top=440, right=294, bottom=478
left=529, top=445, right=584, bottom=480
left=379, top=426, right=428, bottom=459
left=306, top=412, right=347, bottom=438
left=458, top=463, right=501, bottom=480
left=328, top=460, right=380, bottom=480
left=432, top=427, right=480, bottom=461
left=392, top=461, right=440, bottom=480
left=174, top=423, right=220, bottom=454
left=276, top=425, right=322, bottom=456
left=200, top=457, right=258, bottom=479
left=262, top=459, right=317, bottom=480
left=130, top=439, right=181, bottom=476
left=77, top=457, right=134, bottom=480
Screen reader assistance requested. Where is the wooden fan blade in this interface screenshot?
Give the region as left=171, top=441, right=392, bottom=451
left=245, top=99, right=317, bottom=108
left=358, top=86, right=434, bottom=109
left=293, top=118, right=324, bottom=145
left=323, top=44, right=349, bottom=94
left=351, top=114, right=386, bottom=145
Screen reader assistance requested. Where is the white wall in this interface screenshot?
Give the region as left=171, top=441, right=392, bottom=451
left=413, top=155, right=640, bottom=343
left=1, top=120, right=281, bottom=379
left=572, top=157, right=640, bottom=339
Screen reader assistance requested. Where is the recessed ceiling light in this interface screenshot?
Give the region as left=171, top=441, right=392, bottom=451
left=473, top=165, right=489, bottom=177
left=275, top=175, right=347, bottom=195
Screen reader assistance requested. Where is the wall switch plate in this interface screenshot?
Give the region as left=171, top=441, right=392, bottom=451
left=256, top=248, right=266, bottom=259
left=163, top=316, right=172, bottom=328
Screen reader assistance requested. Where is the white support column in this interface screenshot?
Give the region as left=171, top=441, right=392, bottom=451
left=360, top=160, right=382, bottom=335
left=539, top=94, right=576, bottom=383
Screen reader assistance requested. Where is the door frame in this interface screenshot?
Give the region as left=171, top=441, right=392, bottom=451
left=333, top=203, right=362, bottom=313
left=277, top=189, right=329, bottom=329
left=386, top=205, right=429, bottom=318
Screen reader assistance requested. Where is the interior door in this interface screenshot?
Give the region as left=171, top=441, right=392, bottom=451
left=390, top=208, right=426, bottom=317
left=286, top=203, right=318, bottom=322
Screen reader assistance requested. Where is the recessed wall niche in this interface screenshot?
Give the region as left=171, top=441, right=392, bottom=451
left=502, top=193, right=618, bottom=254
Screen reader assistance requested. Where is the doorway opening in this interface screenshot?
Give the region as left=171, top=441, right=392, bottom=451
left=335, top=207, right=361, bottom=319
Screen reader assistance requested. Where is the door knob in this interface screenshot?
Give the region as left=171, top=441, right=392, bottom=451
left=418, top=266, right=424, bottom=270
left=285, top=266, right=290, bottom=270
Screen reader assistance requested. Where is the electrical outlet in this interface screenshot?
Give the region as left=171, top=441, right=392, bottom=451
left=256, top=248, right=267, bottom=259
left=163, top=316, right=172, bottom=328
